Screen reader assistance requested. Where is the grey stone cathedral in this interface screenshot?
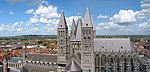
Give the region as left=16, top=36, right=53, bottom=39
left=57, top=7, right=150, bottom=72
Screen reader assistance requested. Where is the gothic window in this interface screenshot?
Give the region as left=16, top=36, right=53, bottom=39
left=60, top=31, right=62, bottom=37
left=101, top=54, right=106, bottom=66
left=61, top=40, right=63, bottom=44
left=86, top=60, right=89, bottom=63
left=89, top=29, right=91, bottom=34
left=77, top=43, right=80, bottom=48
left=82, top=29, right=85, bottom=35
left=95, top=54, right=99, bottom=67
left=61, top=47, right=63, bottom=55
left=88, top=37, right=91, bottom=43
left=86, top=29, right=88, bottom=34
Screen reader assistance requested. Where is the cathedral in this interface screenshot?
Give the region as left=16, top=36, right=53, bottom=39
left=57, top=7, right=150, bottom=72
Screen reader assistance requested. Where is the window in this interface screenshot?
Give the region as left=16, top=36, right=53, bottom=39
left=89, top=29, right=91, bottom=34
left=102, top=46, right=104, bottom=48
left=86, top=23, right=88, bottom=26
left=60, top=25, right=62, bottom=27
left=121, top=46, right=123, bottom=49
left=85, top=60, right=89, bottom=63
left=82, top=29, right=85, bottom=35
left=86, top=29, right=88, bottom=34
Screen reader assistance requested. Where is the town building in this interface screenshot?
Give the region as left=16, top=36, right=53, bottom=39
left=23, top=54, right=57, bottom=72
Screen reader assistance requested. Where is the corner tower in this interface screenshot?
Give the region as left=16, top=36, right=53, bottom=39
left=81, top=7, right=94, bottom=72
left=57, top=10, right=69, bottom=62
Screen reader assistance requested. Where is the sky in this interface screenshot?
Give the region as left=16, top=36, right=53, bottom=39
left=0, top=0, right=150, bottom=36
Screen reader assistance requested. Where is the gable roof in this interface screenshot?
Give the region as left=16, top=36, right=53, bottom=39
left=66, top=58, right=82, bottom=72
left=94, top=38, right=135, bottom=52
left=26, top=54, right=57, bottom=63
left=9, top=57, right=26, bottom=63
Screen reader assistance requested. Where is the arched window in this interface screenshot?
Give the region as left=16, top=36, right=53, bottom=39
left=89, top=29, right=91, bottom=34
left=86, top=29, right=88, bottom=34
left=95, top=54, right=100, bottom=67
left=101, top=54, right=106, bottom=66
left=82, top=29, right=85, bottom=35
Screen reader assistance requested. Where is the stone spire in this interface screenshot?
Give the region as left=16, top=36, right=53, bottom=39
left=58, top=10, right=67, bottom=28
left=76, top=18, right=82, bottom=41
left=82, top=7, right=93, bottom=27
left=70, top=19, right=76, bottom=41
left=92, top=19, right=96, bottom=38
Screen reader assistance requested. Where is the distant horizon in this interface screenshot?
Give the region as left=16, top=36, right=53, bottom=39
left=0, top=34, right=150, bottom=37
left=0, top=0, right=150, bottom=36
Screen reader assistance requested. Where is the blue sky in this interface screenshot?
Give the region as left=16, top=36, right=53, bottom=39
left=0, top=0, right=150, bottom=36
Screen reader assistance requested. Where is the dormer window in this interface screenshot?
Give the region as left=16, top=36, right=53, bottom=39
left=86, top=24, right=88, bottom=26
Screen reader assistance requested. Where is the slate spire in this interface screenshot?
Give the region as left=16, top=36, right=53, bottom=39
left=76, top=18, right=82, bottom=41
left=70, top=19, right=76, bottom=41
left=83, top=7, right=93, bottom=27
left=58, top=10, right=67, bottom=28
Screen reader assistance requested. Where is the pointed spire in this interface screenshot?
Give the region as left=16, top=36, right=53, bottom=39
left=58, top=9, right=67, bottom=28
left=76, top=18, right=82, bottom=41
left=91, top=17, right=95, bottom=30
left=66, top=58, right=82, bottom=71
left=70, top=19, right=76, bottom=41
left=83, top=6, right=93, bottom=27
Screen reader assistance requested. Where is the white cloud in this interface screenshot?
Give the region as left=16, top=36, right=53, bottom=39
left=25, top=9, right=34, bottom=14
left=39, top=17, right=48, bottom=24
left=28, top=15, right=39, bottom=25
left=137, top=0, right=150, bottom=19
left=66, top=16, right=82, bottom=26
left=9, top=11, right=15, bottom=15
left=111, top=10, right=138, bottom=24
left=34, top=5, right=60, bottom=18
left=0, top=24, right=6, bottom=32
left=97, top=21, right=124, bottom=30
left=16, top=28, right=23, bottom=31
left=139, top=21, right=150, bottom=29
left=97, top=14, right=109, bottom=19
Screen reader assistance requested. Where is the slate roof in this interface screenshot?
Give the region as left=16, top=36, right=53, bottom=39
left=67, top=54, right=81, bottom=66
left=58, top=10, right=67, bottom=28
left=66, top=58, right=82, bottom=72
left=9, top=57, right=26, bottom=63
left=26, top=54, right=57, bottom=63
left=82, top=7, right=93, bottom=27
left=94, top=38, right=135, bottom=52
left=70, top=19, right=76, bottom=41
left=75, top=18, right=82, bottom=41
